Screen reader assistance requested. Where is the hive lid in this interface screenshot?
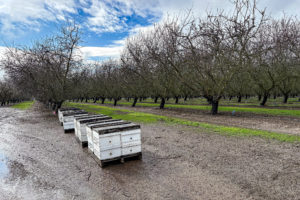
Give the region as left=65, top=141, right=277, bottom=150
left=59, top=107, right=80, bottom=112
left=62, top=111, right=88, bottom=117
left=61, top=109, right=85, bottom=114
left=77, top=116, right=112, bottom=124
left=74, top=114, right=104, bottom=120
left=90, top=121, right=130, bottom=130
left=86, top=119, right=121, bottom=127
left=62, top=110, right=88, bottom=116
left=94, top=123, right=140, bottom=135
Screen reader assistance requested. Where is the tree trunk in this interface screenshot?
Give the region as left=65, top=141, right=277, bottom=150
left=283, top=94, right=289, bottom=104
left=229, top=96, right=233, bottom=100
left=237, top=95, right=242, bottom=103
left=260, top=95, right=268, bottom=106
left=51, top=101, right=63, bottom=114
left=207, top=98, right=212, bottom=104
left=160, top=98, right=165, bottom=109
left=175, top=97, right=179, bottom=104
left=113, top=99, right=118, bottom=106
left=211, top=100, right=219, bottom=115
left=85, top=98, right=88, bottom=103
left=51, top=103, right=56, bottom=111
left=184, top=96, right=188, bottom=101
left=56, top=101, right=63, bottom=113
left=139, top=97, right=143, bottom=102
left=154, top=97, right=158, bottom=103
left=273, top=95, right=277, bottom=99
left=132, top=97, right=138, bottom=107
left=93, top=97, right=98, bottom=103
left=258, top=95, right=262, bottom=101
left=101, top=98, right=105, bottom=104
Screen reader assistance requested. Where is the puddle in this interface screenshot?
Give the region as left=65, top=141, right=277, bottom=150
left=0, top=152, right=8, bottom=178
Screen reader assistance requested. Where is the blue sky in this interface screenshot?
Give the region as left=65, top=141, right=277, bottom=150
left=0, top=0, right=300, bottom=62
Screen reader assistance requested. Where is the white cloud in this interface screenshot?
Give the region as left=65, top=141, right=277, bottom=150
left=83, top=0, right=300, bottom=34
left=0, top=0, right=78, bottom=37
left=79, top=38, right=126, bottom=59
left=83, top=0, right=123, bottom=33
left=80, top=46, right=123, bottom=58
left=82, top=0, right=160, bottom=33
left=0, top=46, right=8, bottom=60
left=0, top=46, right=9, bottom=79
left=129, top=24, right=155, bottom=35
left=2, top=0, right=300, bottom=38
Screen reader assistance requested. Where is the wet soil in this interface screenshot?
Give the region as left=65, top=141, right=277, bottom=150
left=0, top=103, right=299, bottom=200
left=111, top=104, right=300, bottom=136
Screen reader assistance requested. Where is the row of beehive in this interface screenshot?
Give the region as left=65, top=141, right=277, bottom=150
left=57, top=107, right=142, bottom=167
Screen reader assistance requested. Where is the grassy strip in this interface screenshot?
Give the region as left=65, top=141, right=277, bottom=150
left=11, top=101, right=34, bottom=110
left=99, top=101, right=300, bottom=118
left=96, top=97, right=300, bottom=107
left=64, top=102, right=300, bottom=143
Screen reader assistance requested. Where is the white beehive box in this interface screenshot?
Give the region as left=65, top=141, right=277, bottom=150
left=86, top=120, right=128, bottom=152
left=75, top=115, right=112, bottom=145
left=92, top=123, right=142, bottom=167
left=62, top=111, right=88, bottom=132
left=58, top=108, right=80, bottom=124
left=58, top=108, right=81, bottom=125
left=74, top=114, right=104, bottom=138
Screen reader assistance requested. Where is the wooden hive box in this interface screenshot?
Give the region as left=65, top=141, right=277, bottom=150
left=92, top=123, right=142, bottom=167
left=75, top=116, right=112, bottom=146
left=86, top=119, right=125, bottom=152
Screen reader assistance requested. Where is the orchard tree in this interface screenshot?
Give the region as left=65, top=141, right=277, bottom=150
left=271, top=17, right=300, bottom=103
left=2, top=22, right=82, bottom=112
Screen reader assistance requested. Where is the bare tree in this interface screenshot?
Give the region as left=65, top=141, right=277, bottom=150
left=2, top=22, right=82, bottom=112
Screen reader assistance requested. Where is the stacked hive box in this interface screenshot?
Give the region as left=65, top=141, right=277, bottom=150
left=74, top=115, right=102, bottom=137
left=86, top=120, right=127, bottom=152
left=58, top=108, right=80, bottom=125
left=74, top=115, right=112, bottom=147
left=62, top=111, right=88, bottom=132
left=56, top=107, right=142, bottom=167
left=91, top=123, right=142, bottom=167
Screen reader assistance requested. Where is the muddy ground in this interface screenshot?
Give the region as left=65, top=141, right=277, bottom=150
left=0, top=104, right=299, bottom=200
left=110, top=104, right=300, bottom=136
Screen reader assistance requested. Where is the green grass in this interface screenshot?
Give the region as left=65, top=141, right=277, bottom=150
left=64, top=102, right=300, bottom=143
left=94, top=96, right=300, bottom=107
left=11, top=101, right=34, bottom=110
left=96, top=100, right=300, bottom=118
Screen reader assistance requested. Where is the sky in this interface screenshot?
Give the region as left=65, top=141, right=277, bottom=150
left=0, top=0, right=300, bottom=65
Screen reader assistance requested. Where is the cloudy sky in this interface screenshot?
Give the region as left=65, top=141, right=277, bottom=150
left=0, top=0, right=300, bottom=62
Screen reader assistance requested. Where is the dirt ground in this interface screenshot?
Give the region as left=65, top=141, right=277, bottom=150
left=111, top=104, right=300, bottom=136
left=0, top=104, right=299, bottom=200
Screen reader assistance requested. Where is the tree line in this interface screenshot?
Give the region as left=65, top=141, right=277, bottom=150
left=1, top=0, right=300, bottom=114
left=0, top=78, right=29, bottom=106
